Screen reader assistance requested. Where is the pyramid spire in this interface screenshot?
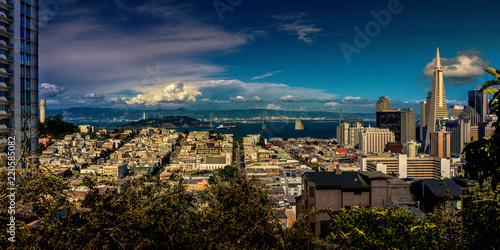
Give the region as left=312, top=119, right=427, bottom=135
left=424, top=47, right=448, bottom=151
left=435, top=47, right=441, bottom=69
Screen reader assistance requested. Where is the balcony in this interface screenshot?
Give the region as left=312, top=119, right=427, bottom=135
left=0, top=82, right=12, bottom=91
left=0, top=123, right=12, bottom=133
left=0, top=40, right=11, bottom=50
left=0, top=53, right=12, bottom=63
left=0, top=110, right=11, bottom=119
left=0, top=68, right=12, bottom=77
left=0, top=96, right=13, bottom=104
left=0, top=0, right=13, bottom=10
left=0, top=25, right=12, bottom=36
left=0, top=11, right=12, bottom=23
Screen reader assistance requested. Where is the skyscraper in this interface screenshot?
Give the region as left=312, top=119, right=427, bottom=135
left=446, top=117, right=471, bottom=157
left=336, top=122, right=350, bottom=145
left=377, top=108, right=416, bottom=144
left=376, top=96, right=391, bottom=112
left=468, top=89, right=488, bottom=122
left=0, top=0, right=39, bottom=158
left=424, top=48, right=448, bottom=151
left=359, top=127, right=396, bottom=154
left=429, top=131, right=451, bottom=158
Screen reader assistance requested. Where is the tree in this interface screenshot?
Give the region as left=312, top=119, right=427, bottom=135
left=39, top=114, right=78, bottom=139
left=327, top=207, right=459, bottom=249
left=460, top=67, right=500, bottom=249
left=459, top=178, right=500, bottom=249
left=198, top=174, right=284, bottom=249
left=462, top=67, right=500, bottom=190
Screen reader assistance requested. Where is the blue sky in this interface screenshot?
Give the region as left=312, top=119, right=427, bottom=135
left=38, top=0, right=500, bottom=113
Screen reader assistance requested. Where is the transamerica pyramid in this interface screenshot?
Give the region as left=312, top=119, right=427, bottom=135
left=424, top=47, right=449, bottom=150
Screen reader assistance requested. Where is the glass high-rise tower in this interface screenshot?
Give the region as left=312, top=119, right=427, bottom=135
left=0, top=0, right=39, bottom=162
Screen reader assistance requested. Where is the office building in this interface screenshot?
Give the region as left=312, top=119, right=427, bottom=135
left=402, top=140, right=419, bottom=158
left=470, top=126, right=478, bottom=141
left=361, top=154, right=451, bottom=179
left=446, top=117, right=471, bottom=157
left=459, top=106, right=480, bottom=126
left=376, top=96, right=391, bottom=112
left=348, top=122, right=363, bottom=146
left=449, top=105, right=464, bottom=118
left=359, top=127, right=395, bottom=154
left=377, top=108, right=416, bottom=144
left=336, top=122, right=350, bottom=145
left=468, top=89, right=488, bottom=122
left=478, top=121, right=495, bottom=138
left=424, top=48, right=449, bottom=151
left=0, top=0, right=39, bottom=158
left=429, top=131, right=451, bottom=158
left=419, top=100, right=427, bottom=142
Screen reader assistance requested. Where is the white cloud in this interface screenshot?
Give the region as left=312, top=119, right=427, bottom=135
left=325, top=102, right=338, bottom=107
left=229, top=96, right=263, bottom=103
left=252, top=70, right=282, bottom=80
left=279, top=95, right=305, bottom=102
left=45, top=99, right=60, bottom=105
left=40, top=83, right=68, bottom=97
left=163, top=83, right=200, bottom=102
left=423, top=49, right=490, bottom=85
left=40, top=4, right=251, bottom=96
left=343, top=96, right=361, bottom=101
left=447, top=99, right=467, bottom=106
left=83, top=93, right=105, bottom=100
left=271, top=12, right=322, bottom=44
left=123, top=79, right=337, bottom=107
left=266, top=104, right=282, bottom=110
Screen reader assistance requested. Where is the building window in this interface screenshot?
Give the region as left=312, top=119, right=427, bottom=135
left=309, top=187, right=315, bottom=197
left=309, top=222, right=315, bottom=233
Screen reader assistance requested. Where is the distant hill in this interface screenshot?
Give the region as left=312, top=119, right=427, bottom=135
left=46, top=107, right=378, bottom=122
left=121, top=116, right=209, bottom=129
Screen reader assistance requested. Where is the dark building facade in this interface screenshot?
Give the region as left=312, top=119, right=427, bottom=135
left=376, top=108, right=416, bottom=144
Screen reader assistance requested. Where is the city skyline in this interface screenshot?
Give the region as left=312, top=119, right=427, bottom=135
left=39, top=0, right=500, bottom=112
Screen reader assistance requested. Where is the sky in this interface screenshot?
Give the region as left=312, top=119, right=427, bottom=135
left=38, top=0, right=500, bottom=113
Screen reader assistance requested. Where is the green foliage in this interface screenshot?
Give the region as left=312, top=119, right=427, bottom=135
left=199, top=175, right=284, bottom=249
left=38, top=114, right=78, bottom=139
left=327, top=207, right=458, bottom=249
left=462, top=67, right=500, bottom=190
left=214, top=165, right=239, bottom=181
left=311, top=163, right=319, bottom=172
left=124, top=116, right=208, bottom=129
left=1, top=170, right=316, bottom=249
left=460, top=178, right=500, bottom=249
